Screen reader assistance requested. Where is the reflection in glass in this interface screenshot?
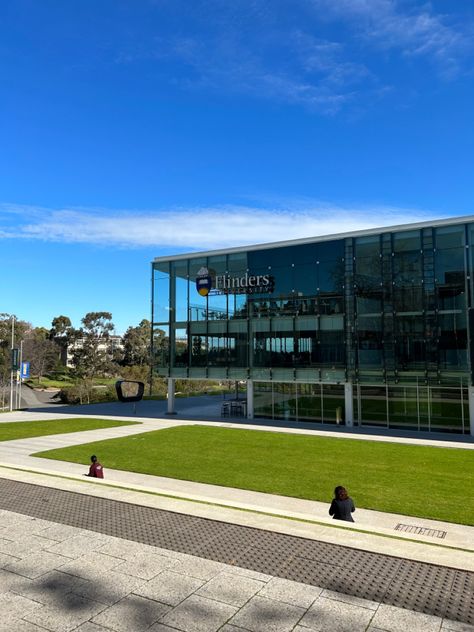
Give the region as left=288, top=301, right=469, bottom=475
left=153, top=325, right=169, bottom=369
left=273, top=383, right=297, bottom=421
left=254, top=382, right=273, bottom=418
left=191, top=334, right=207, bottom=366
left=173, top=328, right=188, bottom=367
left=153, top=263, right=170, bottom=324
left=171, top=260, right=188, bottom=323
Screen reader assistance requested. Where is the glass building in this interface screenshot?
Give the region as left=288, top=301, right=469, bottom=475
left=152, top=216, right=474, bottom=435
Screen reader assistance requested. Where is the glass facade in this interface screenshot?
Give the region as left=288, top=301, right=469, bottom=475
left=152, top=219, right=474, bottom=434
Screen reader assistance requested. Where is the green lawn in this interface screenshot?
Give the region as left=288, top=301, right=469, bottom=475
left=34, top=425, right=474, bottom=525
left=0, top=418, right=138, bottom=441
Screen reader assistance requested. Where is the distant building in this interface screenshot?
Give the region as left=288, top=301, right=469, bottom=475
left=152, top=215, right=474, bottom=436
left=65, top=335, right=124, bottom=368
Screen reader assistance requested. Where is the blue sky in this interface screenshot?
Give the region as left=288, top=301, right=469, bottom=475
left=1, top=0, right=473, bottom=333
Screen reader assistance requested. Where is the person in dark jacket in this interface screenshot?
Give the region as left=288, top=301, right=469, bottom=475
left=85, top=455, right=104, bottom=479
left=329, top=485, right=355, bottom=522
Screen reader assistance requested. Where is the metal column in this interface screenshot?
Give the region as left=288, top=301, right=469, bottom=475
left=469, top=385, right=474, bottom=436
left=167, top=378, right=176, bottom=415
left=247, top=379, right=254, bottom=419
left=344, top=382, right=354, bottom=427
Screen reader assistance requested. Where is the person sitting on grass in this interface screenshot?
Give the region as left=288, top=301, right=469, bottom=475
left=85, top=455, right=104, bottom=479
left=329, top=485, right=355, bottom=522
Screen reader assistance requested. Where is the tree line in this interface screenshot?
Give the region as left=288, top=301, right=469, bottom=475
left=0, top=312, right=156, bottom=407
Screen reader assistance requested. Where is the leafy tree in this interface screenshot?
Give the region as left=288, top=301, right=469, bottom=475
left=122, top=319, right=151, bottom=366
left=49, top=315, right=77, bottom=367
left=71, top=312, right=116, bottom=378
left=49, top=315, right=73, bottom=339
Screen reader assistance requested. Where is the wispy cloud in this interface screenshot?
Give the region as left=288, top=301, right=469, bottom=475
left=118, top=32, right=366, bottom=114
left=312, top=0, right=472, bottom=78
left=0, top=201, right=446, bottom=251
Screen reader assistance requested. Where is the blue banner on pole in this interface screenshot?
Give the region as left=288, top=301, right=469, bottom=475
left=20, top=362, right=30, bottom=379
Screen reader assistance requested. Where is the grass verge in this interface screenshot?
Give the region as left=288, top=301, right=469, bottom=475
left=33, top=424, right=474, bottom=525
left=0, top=418, right=138, bottom=441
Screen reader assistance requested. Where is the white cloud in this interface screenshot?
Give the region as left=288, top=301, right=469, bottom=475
left=0, top=201, right=448, bottom=251
left=312, top=0, right=471, bottom=77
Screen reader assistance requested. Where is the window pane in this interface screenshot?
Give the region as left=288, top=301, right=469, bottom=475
left=173, top=327, right=188, bottom=367
left=153, top=262, right=170, bottom=323
left=273, top=383, right=297, bottom=421
left=297, top=383, right=322, bottom=422
left=254, top=382, right=273, bottom=418
left=171, top=260, right=188, bottom=323
left=189, top=258, right=208, bottom=321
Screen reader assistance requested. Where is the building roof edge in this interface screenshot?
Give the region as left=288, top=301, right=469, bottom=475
left=152, top=213, right=474, bottom=263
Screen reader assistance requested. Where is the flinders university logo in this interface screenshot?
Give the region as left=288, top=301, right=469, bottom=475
left=196, top=267, right=213, bottom=296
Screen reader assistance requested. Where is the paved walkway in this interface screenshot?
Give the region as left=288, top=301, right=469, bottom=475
left=0, top=407, right=473, bottom=630
left=2, top=505, right=470, bottom=632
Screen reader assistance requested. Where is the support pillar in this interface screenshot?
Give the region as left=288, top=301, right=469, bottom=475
left=166, top=378, right=176, bottom=415
left=247, top=379, right=254, bottom=420
left=344, top=382, right=353, bottom=427
left=469, top=386, right=474, bottom=436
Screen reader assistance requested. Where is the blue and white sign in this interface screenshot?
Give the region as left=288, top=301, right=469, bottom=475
left=20, top=362, right=30, bottom=379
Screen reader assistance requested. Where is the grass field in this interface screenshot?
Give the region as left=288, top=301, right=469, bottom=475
left=33, top=425, right=474, bottom=525
left=0, top=418, right=138, bottom=441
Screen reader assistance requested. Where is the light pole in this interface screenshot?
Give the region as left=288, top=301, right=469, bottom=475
left=9, top=315, right=15, bottom=412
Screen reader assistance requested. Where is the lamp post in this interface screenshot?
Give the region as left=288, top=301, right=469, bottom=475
left=9, top=315, right=15, bottom=412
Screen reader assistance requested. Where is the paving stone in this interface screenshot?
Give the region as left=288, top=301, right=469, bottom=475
left=222, top=566, right=273, bottom=583
left=92, top=594, right=170, bottom=632
left=46, top=533, right=108, bottom=558
left=441, top=621, right=474, bottom=631
left=298, top=595, right=375, bottom=632
left=0, top=568, right=27, bottom=593
left=97, top=537, right=165, bottom=560
left=134, top=569, right=204, bottom=606
left=2, top=517, right=52, bottom=536
left=0, top=591, right=43, bottom=622
left=371, top=604, right=443, bottom=632
left=172, top=554, right=228, bottom=580
left=23, top=592, right=107, bottom=632
left=58, top=551, right=123, bottom=579
left=72, top=570, right=147, bottom=605
left=0, top=534, right=54, bottom=558
left=40, top=523, right=90, bottom=542
left=5, top=621, right=47, bottom=632
left=258, top=577, right=322, bottom=608
left=148, top=625, right=188, bottom=632
left=0, top=550, right=20, bottom=569
left=74, top=623, right=115, bottom=632
left=161, top=593, right=238, bottom=632
left=321, top=588, right=379, bottom=610
left=196, top=571, right=265, bottom=607
left=11, top=569, right=89, bottom=605
left=228, top=594, right=306, bottom=632
left=5, top=550, right=69, bottom=579
left=114, top=551, right=177, bottom=580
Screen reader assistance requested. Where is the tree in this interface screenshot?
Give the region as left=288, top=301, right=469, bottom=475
left=49, top=315, right=75, bottom=366
left=22, top=328, right=58, bottom=383
left=71, top=312, right=116, bottom=378
left=122, top=319, right=151, bottom=366
left=49, top=315, right=73, bottom=339
left=0, top=313, right=32, bottom=407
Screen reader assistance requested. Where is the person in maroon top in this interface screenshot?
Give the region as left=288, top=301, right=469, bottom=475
left=85, top=455, right=104, bottom=478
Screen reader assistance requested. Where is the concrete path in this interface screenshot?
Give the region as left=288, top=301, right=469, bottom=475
left=2, top=508, right=469, bottom=632
left=0, top=408, right=473, bottom=631
left=0, top=411, right=473, bottom=571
